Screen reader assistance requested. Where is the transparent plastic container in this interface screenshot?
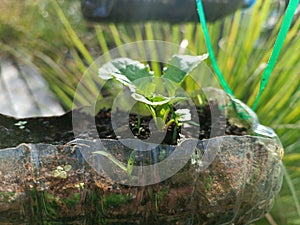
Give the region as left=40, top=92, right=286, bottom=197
left=0, top=89, right=283, bottom=225
left=0, top=137, right=283, bottom=224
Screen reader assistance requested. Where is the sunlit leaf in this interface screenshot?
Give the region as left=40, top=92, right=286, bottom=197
left=131, top=93, right=172, bottom=106
left=162, top=54, right=208, bottom=84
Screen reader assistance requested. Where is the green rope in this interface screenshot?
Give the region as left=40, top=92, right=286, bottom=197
left=252, top=0, right=299, bottom=111
left=195, top=0, right=299, bottom=111
left=195, top=0, right=233, bottom=96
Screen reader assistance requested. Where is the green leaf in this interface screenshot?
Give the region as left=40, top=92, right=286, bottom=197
left=169, top=96, right=188, bottom=104
left=162, top=54, right=208, bottom=85
left=131, top=93, right=173, bottom=106
left=133, top=76, right=155, bottom=97
left=98, top=57, right=154, bottom=94
left=98, top=57, right=152, bottom=82
left=130, top=102, right=152, bottom=116
left=111, top=73, right=136, bottom=91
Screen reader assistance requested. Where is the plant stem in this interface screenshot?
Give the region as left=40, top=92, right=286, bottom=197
left=137, top=115, right=141, bottom=135
left=165, top=119, right=175, bottom=128
left=93, top=151, right=127, bottom=172
left=162, top=107, right=171, bottom=122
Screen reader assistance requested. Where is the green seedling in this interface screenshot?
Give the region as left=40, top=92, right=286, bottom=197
left=52, top=165, right=72, bottom=179
left=98, top=54, right=208, bottom=132
left=131, top=115, right=142, bottom=135
left=14, top=121, right=27, bottom=129
left=96, top=54, right=208, bottom=177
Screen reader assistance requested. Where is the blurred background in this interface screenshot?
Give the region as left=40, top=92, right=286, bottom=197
left=0, top=0, right=299, bottom=224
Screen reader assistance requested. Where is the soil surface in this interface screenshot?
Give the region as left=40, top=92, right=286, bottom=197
left=0, top=100, right=247, bottom=149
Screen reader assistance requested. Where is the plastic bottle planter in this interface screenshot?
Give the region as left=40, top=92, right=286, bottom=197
left=0, top=89, right=283, bottom=225
left=0, top=138, right=283, bottom=224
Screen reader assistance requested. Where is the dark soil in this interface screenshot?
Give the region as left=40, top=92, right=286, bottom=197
left=0, top=101, right=247, bottom=149
left=94, top=104, right=247, bottom=145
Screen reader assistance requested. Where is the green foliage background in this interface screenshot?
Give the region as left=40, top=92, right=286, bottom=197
left=0, top=0, right=299, bottom=224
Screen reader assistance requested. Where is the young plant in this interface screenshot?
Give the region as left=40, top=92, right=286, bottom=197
left=98, top=54, right=208, bottom=133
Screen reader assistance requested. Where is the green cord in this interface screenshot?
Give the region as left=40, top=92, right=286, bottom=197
left=252, top=0, right=299, bottom=111
left=195, top=0, right=234, bottom=96
left=195, top=0, right=299, bottom=111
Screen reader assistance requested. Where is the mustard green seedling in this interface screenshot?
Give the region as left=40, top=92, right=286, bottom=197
left=98, top=54, right=208, bottom=132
